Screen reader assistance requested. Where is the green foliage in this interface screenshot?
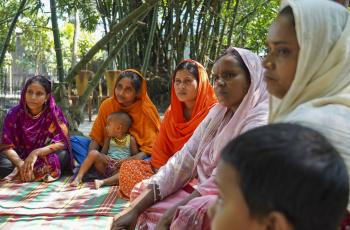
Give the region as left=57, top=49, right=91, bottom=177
left=2, top=0, right=280, bottom=78
left=1, top=0, right=281, bottom=119
left=15, top=15, right=53, bottom=74
left=56, top=0, right=100, bottom=32
left=231, top=0, right=279, bottom=53
left=78, top=32, right=101, bottom=59
left=0, top=0, right=22, bottom=53
left=1, top=6, right=101, bottom=76
left=0, top=0, right=43, bottom=51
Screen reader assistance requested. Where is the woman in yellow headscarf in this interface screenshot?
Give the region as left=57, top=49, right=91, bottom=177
left=89, top=69, right=160, bottom=159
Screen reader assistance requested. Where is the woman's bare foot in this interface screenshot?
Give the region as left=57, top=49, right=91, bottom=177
left=94, top=179, right=104, bottom=189
left=71, top=177, right=82, bottom=187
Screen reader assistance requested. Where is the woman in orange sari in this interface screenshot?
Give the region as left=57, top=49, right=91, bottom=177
left=71, top=69, right=160, bottom=173
left=118, top=59, right=217, bottom=198
left=89, top=69, right=160, bottom=159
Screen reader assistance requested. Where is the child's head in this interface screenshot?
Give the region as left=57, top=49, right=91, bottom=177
left=209, top=123, right=349, bottom=230
left=106, top=112, right=132, bottom=138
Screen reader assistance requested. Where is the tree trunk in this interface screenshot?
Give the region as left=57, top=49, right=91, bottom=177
left=63, top=0, right=159, bottom=87
left=71, top=9, right=80, bottom=68
left=193, top=2, right=206, bottom=59
left=0, top=0, right=27, bottom=70
left=208, top=1, right=222, bottom=66
left=227, top=0, right=240, bottom=45
left=50, top=0, right=65, bottom=85
left=141, top=4, right=158, bottom=75
left=50, top=0, right=75, bottom=130
left=216, top=0, right=233, bottom=58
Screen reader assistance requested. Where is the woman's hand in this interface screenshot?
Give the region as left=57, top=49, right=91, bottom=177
left=111, top=188, right=159, bottom=229
left=20, top=149, right=41, bottom=182
left=155, top=205, right=178, bottom=230
left=111, top=207, right=139, bottom=230
left=156, top=190, right=201, bottom=229
left=13, top=160, right=24, bottom=180
left=14, top=159, right=24, bottom=169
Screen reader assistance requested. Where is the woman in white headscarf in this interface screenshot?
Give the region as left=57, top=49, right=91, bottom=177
left=263, top=0, right=350, bottom=228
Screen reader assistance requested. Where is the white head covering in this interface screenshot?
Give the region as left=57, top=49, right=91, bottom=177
left=270, top=0, right=350, bottom=209
left=269, top=0, right=350, bottom=122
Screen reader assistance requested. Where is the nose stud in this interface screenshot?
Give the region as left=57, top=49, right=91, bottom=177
left=265, top=61, right=274, bottom=68
left=216, top=78, right=225, bottom=86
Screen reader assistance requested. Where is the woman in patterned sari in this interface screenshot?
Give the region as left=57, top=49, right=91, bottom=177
left=0, top=75, right=73, bottom=182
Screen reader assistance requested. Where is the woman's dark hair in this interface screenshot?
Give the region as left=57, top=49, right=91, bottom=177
left=173, top=61, right=199, bottom=82
left=279, top=6, right=295, bottom=27
left=216, top=47, right=251, bottom=80
left=26, top=75, right=52, bottom=94
left=221, top=123, right=349, bottom=230
left=116, top=71, right=142, bottom=93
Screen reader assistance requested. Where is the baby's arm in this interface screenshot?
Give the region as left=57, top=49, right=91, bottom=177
left=129, top=136, right=139, bottom=156
left=101, top=137, right=110, bottom=155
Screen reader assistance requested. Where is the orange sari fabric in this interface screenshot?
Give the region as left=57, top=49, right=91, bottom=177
left=118, top=60, right=217, bottom=198
left=89, top=69, right=160, bottom=154
left=151, top=59, right=217, bottom=169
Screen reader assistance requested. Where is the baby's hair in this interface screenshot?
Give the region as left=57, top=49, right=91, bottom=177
left=108, top=112, right=132, bottom=131
left=221, top=123, right=349, bottom=230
